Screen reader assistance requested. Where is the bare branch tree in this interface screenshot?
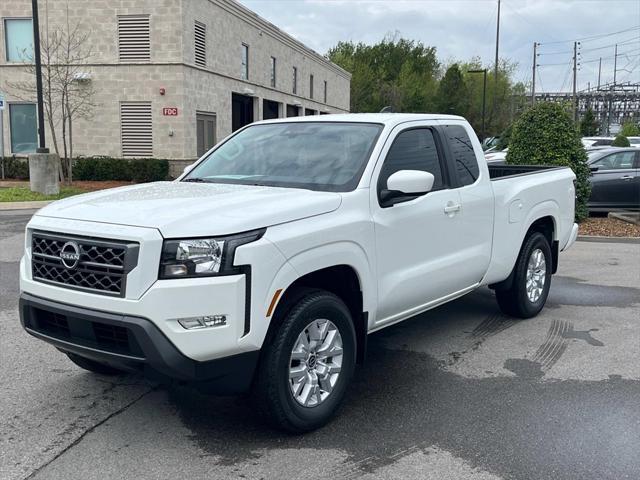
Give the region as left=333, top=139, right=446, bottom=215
left=5, top=5, right=96, bottom=184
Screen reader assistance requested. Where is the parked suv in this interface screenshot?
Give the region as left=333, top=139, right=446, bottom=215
left=20, top=114, right=578, bottom=432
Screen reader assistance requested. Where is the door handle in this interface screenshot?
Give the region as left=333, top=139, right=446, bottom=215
left=444, top=203, right=461, bottom=215
left=620, top=175, right=633, bottom=180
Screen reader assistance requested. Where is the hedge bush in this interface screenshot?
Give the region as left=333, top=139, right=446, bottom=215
left=73, top=157, right=169, bottom=182
left=611, top=134, right=630, bottom=147
left=506, top=102, right=591, bottom=222
left=1, top=156, right=30, bottom=180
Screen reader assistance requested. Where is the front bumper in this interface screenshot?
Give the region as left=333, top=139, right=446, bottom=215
left=19, top=293, right=259, bottom=393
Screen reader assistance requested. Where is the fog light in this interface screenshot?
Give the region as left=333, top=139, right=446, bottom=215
left=177, top=315, right=227, bottom=330
left=164, top=264, right=188, bottom=277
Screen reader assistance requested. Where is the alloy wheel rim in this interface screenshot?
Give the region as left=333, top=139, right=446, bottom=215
left=526, top=248, right=547, bottom=303
left=288, top=319, right=343, bottom=408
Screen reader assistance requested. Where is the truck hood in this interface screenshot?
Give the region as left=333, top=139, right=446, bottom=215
left=35, top=182, right=342, bottom=237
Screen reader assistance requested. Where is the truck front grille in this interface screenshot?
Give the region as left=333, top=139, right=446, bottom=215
left=31, top=231, right=139, bottom=297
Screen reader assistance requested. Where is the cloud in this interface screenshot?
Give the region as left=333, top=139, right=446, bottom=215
left=239, top=0, right=640, bottom=91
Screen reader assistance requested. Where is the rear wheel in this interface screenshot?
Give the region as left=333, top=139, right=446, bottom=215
left=496, top=232, right=552, bottom=318
left=253, top=290, right=356, bottom=433
left=66, top=352, right=126, bottom=375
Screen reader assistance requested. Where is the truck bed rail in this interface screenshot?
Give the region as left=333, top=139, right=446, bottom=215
left=488, top=164, right=567, bottom=180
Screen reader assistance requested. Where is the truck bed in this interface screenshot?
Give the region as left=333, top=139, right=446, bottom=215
left=488, top=164, right=567, bottom=180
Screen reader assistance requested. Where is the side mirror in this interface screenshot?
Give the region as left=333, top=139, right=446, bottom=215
left=380, top=170, right=435, bottom=207
left=589, top=165, right=599, bottom=173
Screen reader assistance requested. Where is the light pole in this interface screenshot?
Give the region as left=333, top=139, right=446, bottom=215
left=31, top=0, right=47, bottom=153
left=469, top=69, right=487, bottom=142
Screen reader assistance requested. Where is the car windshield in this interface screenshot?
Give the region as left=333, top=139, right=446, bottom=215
left=184, top=122, right=383, bottom=192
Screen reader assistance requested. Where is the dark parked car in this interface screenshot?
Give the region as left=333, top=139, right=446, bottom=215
left=587, top=148, right=640, bottom=212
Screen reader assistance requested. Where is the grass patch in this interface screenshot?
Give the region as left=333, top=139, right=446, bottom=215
left=0, top=186, right=87, bottom=202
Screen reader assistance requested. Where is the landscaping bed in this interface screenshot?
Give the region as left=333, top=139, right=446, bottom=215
left=0, top=181, right=133, bottom=202
left=579, top=216, right=640, bottom=238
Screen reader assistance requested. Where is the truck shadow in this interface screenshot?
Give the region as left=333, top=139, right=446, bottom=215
left=165, top=289, right=640, bottom=480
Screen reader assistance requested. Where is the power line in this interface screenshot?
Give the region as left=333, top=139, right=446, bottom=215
left=538, top=25, right=640, bottom=46
left=579, top=37, right=640, bottom=54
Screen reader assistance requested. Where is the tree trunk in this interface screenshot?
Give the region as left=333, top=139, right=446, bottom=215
left=61, top=98, right=69, bottom=184
left=67, top=114, right=73, bottom=184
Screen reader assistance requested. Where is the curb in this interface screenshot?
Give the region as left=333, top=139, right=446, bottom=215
left=577, top=235, right=640, bottom=244
left=0, top=201, right=52, bottom=211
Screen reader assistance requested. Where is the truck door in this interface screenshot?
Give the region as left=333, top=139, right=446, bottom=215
left=371, top=124, right=487, bottom=327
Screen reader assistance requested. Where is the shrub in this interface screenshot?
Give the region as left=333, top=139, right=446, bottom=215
left=506, top=102, right=591, bottom=222
left=1, top=156, right=30, bottom=180
left=73, top=157, right=169, bottom=182
left=611, top=134, right=631, bottom=147
left=619, top=120, right=640, bottom=137
left=579, top=107, right=599, bottom=136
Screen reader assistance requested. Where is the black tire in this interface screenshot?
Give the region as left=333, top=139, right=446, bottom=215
left=496, top=232, right=552, bottom=319
left=66, top=352, right=126, bottom=375
left=253, top=289, right=356, bottom=433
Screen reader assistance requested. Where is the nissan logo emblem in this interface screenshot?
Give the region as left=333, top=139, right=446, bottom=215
left=60, top=241, right=81, bottom=269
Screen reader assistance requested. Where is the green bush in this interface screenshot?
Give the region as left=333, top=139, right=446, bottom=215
left=619, top=120, right=640, bottom=137
left=611, top=134, right=630, bottom=147
left=1, top=156, right=30, bottom=179
left=506, top=102, right=591, bottom=222
left=73, top=157, right=169, bottom=182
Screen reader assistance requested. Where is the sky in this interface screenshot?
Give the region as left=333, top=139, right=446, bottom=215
left=239, top=0, right=640, bottom=93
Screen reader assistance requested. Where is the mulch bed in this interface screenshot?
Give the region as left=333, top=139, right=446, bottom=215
left=579, top=217, right=640, bottom=237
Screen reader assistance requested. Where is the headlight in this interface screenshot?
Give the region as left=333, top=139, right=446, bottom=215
left=159, top=229, right=265, bottom=279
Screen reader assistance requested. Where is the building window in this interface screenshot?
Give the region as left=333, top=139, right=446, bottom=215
left=241, top=43, right=249, bottom=80
left=9, top=103, right=37, bottom=153
left=194, top=21, right=206, bottom=67
left=309, top=74, right=314, bottom=99
left=4, top=18, right=33, bottom=62
left=270, top=56, right=276, bottom=88
left=324, top=80, right=328, bottom=103
left=120, top=102, right=152, bottom=157
left=118, top=15, right=150, bottom=62
left=292, top=66, right=298, bottom=94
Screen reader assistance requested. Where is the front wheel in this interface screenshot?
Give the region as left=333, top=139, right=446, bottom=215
left=496, top=232, right=552, bottom=318
left=253, top=290, right=356, bottom=433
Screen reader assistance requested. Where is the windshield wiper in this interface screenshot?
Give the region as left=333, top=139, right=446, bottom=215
left=182, top=177, right=209, bottom=183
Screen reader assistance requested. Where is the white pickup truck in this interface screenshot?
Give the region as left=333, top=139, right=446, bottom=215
left=20, top=114, right=579, bottom=432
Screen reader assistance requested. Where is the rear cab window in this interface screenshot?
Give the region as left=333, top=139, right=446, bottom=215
left=442, top=124, right=479, bottom=186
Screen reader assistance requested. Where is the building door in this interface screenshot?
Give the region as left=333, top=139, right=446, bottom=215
left=263, top=99, right=280, bottom=120
left=232, top=93, right=254, bottom=131
left=286, top=104, right=300, bottom=117
left=196, top=112, right=216, bottom=157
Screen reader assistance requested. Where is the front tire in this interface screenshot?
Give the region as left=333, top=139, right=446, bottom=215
left=253, top=290, right=356, bottom=433
left=496, top=232, right=552, bottom=318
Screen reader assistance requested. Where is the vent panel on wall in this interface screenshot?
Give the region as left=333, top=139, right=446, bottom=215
left=118, top=15, right=150, bottom=62
left=194, top=21, right=206, bottom=67
left=120, top=102, right=152, bottom=157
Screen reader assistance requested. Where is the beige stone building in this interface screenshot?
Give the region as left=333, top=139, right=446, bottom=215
left=0, top=0, right=351, bottom=174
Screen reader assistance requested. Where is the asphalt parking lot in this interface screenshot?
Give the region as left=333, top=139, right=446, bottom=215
left=1, top=210, right=639, bottom=480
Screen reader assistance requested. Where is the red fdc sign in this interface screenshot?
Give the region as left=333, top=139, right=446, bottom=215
left=163, top=107, right=179, bottom=116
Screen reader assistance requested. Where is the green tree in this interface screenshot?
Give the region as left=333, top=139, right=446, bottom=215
left=327, top=36, right=439, bottom=113
left=507, top=102, right=591, bottom=222
left=611, top=134, right=631, bottom=147
left=579, top=108, right=599, bottom=136
left=436, top=64, right=468, bottom=115
left=620, top=120, right=640, bottom=137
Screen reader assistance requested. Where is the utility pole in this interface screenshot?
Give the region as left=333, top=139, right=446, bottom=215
left=493, top=0, right=501, bottom=114
left=31, top=0, right=47, bottom=153
left=531, top=42, right=537, bottom=105
left=572, top=41, right=578, bottom=122
left=597, top=57, right=601, bottom=89
left=469, top=69, right=487, bottom=141
left=613, top=44, right=618, bottom=85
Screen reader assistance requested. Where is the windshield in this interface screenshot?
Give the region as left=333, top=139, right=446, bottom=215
left=184, top=122, right=383, bottom=192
